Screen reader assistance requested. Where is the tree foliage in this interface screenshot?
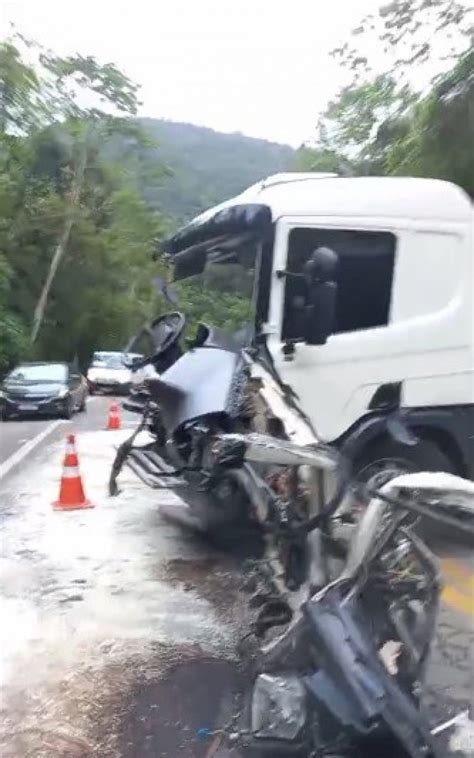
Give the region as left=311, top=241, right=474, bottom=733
left=2, top=5, right=469, bottom=375
left=0, top=36, right=294, bottom=374
left=0, top=35, right=165, bottom=372
left=298, top=0, right=474, bottom=197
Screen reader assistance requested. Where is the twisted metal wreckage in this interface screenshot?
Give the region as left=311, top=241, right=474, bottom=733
left=110, top=187, right=474, bottom=757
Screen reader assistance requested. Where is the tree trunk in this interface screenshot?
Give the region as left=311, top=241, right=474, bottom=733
left=31, top=139, right=88, bottom=344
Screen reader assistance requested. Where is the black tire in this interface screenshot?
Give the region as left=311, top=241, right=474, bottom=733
left=0, top=409, right=11, bottom=421
left=355, top=438, right=454, bottom=489
left=354, top=438, right=462, bottom=544
left=61, top=398, right=74, bottom=420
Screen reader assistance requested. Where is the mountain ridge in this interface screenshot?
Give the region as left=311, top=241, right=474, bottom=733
left=136, top=118, right=295, bottom=224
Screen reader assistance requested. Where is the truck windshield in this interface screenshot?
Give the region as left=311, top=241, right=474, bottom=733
left=179, top=244, right=260, bottom=338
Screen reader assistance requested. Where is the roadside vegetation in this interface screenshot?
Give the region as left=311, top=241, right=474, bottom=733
left=0, top=0, right=472, bottom=375
left=0, top=36, right=167, bottom=373
left=297, top=0, right=473, bottom=195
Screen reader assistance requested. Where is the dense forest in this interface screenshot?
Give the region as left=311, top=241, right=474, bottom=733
left=0, top=41, right=163, bottom=373
left=0, top=0, right=472, bottom=375
left=134, top=119, right=293, bottom=222
left=0, top=39, right=289, bottom=373
left=296, top=0, right=473, bottom=196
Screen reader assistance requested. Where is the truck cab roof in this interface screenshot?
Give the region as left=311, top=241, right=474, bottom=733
left=235, top=174, right=472, bottom=222
left=162, top=174, right=472, bottom=278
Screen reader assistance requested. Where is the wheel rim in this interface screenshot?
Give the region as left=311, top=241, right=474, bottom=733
left=349, top=457, right=417, bottom=519
left=358, top=457, right=416, bottom=491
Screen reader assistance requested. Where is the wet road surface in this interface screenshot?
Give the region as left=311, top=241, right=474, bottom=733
left=0, top=395, right=108, bottom=473
left=0, top=398, right=244, bottom=757
left=0, top=397, right=472, bottom=757
left=0, top=417, right=63, bottom=477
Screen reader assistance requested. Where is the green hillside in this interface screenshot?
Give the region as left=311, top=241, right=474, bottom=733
left=137, top=119, right=295, bottom=223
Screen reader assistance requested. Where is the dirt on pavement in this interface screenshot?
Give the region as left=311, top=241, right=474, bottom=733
left=0, top=430, right=248, bottom=758
left=0, top=421, right=473, bottom=757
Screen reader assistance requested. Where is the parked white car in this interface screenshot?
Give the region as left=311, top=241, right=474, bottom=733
left=87, top=351, right=143, bottom=395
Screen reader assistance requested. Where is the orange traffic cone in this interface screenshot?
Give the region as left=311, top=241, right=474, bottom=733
left=53, top=434, right=93, bottom=511
left=106, top=402, right=121, bottom=430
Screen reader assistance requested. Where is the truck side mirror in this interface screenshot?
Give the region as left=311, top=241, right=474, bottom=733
left=303, top=247, right=338, bottom=346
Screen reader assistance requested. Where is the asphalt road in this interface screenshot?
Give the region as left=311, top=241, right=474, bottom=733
left=0, top=397, right=472, bottom=757
left=0, top=396, right=242, bottom=758
left=0, top=394, right=112, bottom=469
left=0, top=416, right=61, bottom=467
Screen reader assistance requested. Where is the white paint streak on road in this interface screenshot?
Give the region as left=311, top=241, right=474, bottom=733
left=0, top=428, right=242, bottom=756
left=0, top=420, right=64, bottom=481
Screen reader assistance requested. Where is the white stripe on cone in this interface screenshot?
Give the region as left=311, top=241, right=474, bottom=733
left=62, top=466, right=81, bottom=478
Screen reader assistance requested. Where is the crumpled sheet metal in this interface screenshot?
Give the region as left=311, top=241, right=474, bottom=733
left=218, top=432, right=338, bottom=471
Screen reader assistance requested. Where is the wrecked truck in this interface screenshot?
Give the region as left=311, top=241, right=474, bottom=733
left=162, top=173, right=474, bottom=487
left=111, top=173, right=474, bottom=756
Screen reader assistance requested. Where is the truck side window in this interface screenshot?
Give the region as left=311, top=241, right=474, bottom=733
left=282, top=228, right=396, bottom=341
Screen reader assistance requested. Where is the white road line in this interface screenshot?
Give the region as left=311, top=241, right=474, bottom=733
left=0, top=420, right=64, bottom=481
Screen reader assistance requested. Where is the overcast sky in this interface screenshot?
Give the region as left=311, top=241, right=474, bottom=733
left=1, top=0, right=383, bottom=145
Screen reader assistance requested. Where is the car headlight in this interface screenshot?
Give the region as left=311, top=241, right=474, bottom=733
left=56, top=388, right=69, bottom=399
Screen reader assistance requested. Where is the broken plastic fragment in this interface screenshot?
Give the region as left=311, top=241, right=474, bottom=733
left=251, top=674, right=306, bottom=740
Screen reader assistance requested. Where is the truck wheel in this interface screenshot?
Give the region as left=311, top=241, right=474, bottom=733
left=61, top=399, right=74, bottom=420
left=355, top=438, right=454, bottom=491
left=354, top=438, right=460, bottom=543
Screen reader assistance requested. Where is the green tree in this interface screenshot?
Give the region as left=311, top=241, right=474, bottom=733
left=300, top=0, right=474, bottom=196
left=29, top=50, right=146, bottom=344
left=0, top=254, right=26, bottom=374
left=0, top=35, right=167, bottom=369
left=385, top=49, right=474, bottom=195
left=0, top=42, right=39, bottom=131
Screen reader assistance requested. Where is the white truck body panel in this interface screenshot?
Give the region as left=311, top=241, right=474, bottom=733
left=171, top=174, right=473, bottom=445
left=244, top=177, right=473, bottom=442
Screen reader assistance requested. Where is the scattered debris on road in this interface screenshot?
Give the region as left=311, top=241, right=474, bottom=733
left=0, top=430, right=247, bottom=757
left=0, top=423, right=473, bottom=757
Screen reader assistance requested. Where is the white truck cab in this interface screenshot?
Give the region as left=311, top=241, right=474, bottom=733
left=165, top=174, right=474, bottom=484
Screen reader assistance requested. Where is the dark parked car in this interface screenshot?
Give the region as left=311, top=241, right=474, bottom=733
left=0, top=362, right=87, bottom=420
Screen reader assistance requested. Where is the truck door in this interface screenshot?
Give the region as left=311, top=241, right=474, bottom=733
left=265, top=219, right=397, bottom=441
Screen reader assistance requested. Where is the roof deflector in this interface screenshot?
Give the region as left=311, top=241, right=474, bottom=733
left=160, top=203, right=272, bottom=259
